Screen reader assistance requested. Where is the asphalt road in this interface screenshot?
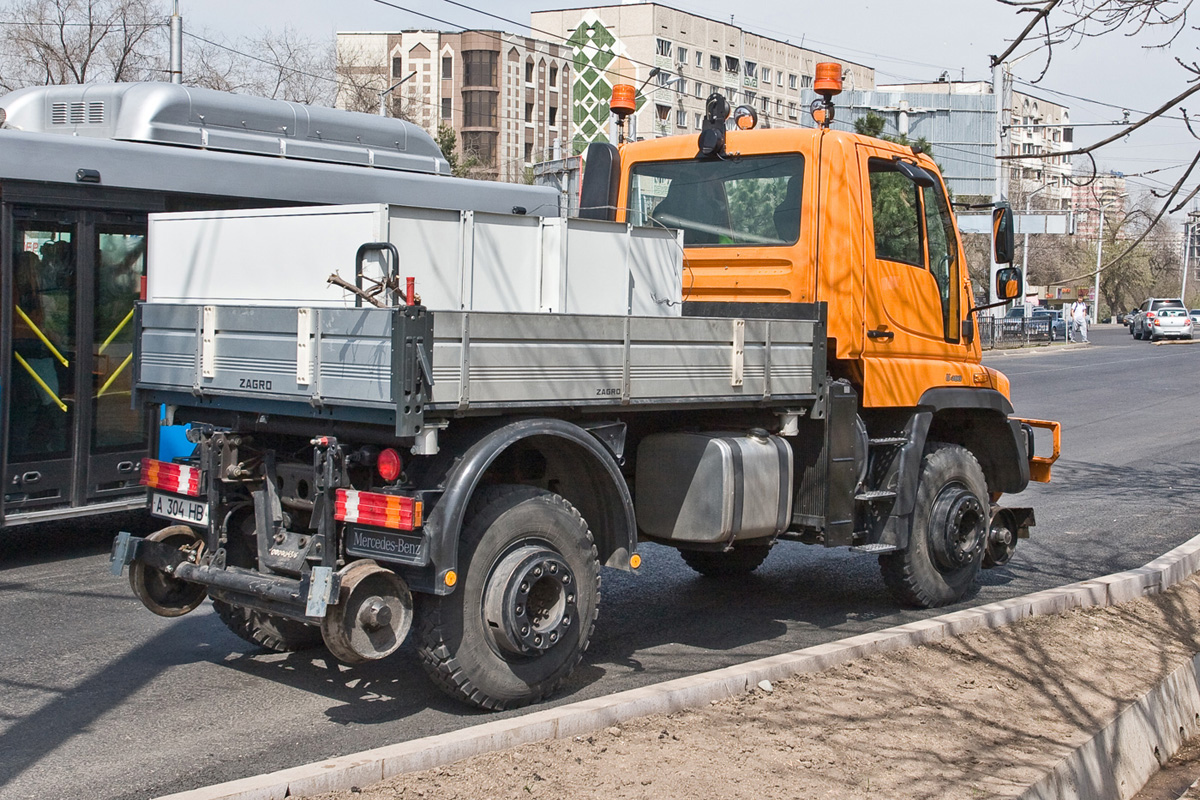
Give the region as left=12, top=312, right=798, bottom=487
left=2, top=324, right=1196, bottom=800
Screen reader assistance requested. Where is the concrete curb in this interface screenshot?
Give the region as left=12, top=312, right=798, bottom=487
left=155, top=532, right=1200, bottom=800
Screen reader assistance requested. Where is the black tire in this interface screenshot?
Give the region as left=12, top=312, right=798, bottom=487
left=679, top=543, right=772, bottom=578
left=415, top=485, right=601, bottom=711
left=879, top=443, right=988, bottom=608
left=211, top=599, right=325, bottom=653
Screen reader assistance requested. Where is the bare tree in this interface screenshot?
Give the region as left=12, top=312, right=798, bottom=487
left=995, top=0, right=1200, bottom=286
left=0, top=0, right=164, bottom=91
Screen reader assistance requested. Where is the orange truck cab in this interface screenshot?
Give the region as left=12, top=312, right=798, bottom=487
left=579, top=67, right=1059, bottom=607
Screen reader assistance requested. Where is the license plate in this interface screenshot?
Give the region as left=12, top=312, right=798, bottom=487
left=150, top=492, right=209, bottom=527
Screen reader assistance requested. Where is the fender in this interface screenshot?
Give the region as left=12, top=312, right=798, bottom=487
left=418, top=418, right=637, bottom=596
left=919, top=387, right=1029, bottom=495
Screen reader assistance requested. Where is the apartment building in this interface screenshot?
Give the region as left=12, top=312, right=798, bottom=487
left=1071, top=171, right=1128, bottom=240
left=531, top=3, right=874, bottom=153
left=336, top=30, right=570, bottom=181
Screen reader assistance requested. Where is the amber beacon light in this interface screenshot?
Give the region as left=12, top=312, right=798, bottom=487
left=810, top=62, right=844, bottom=128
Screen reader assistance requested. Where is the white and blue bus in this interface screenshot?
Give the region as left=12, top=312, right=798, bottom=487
left=0, top=82, right=556, bottom=528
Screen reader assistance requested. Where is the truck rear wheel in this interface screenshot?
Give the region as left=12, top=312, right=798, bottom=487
left=879, top=443, right=988, bottom=608
left=679, top=543, right=772, bottom=578
left=415, top=484, right=600, bottom=711
left=211, top=599, right=325, bottom=653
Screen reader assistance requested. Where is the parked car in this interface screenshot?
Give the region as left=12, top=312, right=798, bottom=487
left=1148, top=306, right=1193, bottom=341
left=1030, top=308, right=1066, bottom=341
left=1189, top=309, right=1200, bottom=327
left=1132, top=297, right=1186, bottom=340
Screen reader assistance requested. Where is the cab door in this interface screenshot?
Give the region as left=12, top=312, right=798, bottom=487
left=857, top=146, right=970, bottom=406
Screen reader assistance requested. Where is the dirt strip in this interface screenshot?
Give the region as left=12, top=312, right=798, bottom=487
left=306, top=576, right=1200, bottom=800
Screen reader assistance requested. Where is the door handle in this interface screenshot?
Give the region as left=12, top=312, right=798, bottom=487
left=867, top=329, right=895, bottom=341
left=117, top=461, right=135, bottom=473
left=21, top=471, right=41, bottom=484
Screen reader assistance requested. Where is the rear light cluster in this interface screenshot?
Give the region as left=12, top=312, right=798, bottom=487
left=335, top=489, right=422, bottom=531
left=140, top=458, right=201, bottom=497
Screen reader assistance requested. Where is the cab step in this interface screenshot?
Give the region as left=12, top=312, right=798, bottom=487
left=850, top=543, right=901, bottom=555
left=855, top=490, right=898, bottom=502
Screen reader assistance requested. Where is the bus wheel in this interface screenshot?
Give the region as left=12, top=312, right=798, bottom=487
left=129, top=525, right=208, bottom=617
left=211, top=599, right=324, bottom=653
left=415, top=485, right=600, bottom=711
left=879, top=443, right=987, bottom=608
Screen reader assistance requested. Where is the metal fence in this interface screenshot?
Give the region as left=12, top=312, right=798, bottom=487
left=977, top=316, right=1063, bottom=350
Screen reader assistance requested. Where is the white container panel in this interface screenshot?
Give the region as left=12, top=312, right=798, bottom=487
left=148, top=204, right=387, bottom=306
left=386, top=206, right=463, bottom=309
left=466, top=212, right=543, bottom=314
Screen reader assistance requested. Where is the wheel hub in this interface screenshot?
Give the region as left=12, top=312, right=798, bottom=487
left=928, top=484, right=986, bottom=571
left=483, top=545, right=576, bottom=656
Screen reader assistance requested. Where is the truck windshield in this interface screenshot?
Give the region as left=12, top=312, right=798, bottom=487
left=626, top=154, right=804, bottom=247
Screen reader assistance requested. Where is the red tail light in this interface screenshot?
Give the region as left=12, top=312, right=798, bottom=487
left=335, top=489, right=422, bottom=531
left=140, top=458, right=201, bottom=497
left=377, top=448, right=402, bottom=482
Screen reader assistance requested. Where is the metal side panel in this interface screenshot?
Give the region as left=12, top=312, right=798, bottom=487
left=427, top=312, right=820, bottom=411
left=316, top=308, right=395, bottom=406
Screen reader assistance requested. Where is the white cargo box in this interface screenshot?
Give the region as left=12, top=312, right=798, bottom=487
left=147, top=203, right=683, bottom=316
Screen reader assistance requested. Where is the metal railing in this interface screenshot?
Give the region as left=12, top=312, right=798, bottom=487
left=977, top=316, right=1062, bottom=350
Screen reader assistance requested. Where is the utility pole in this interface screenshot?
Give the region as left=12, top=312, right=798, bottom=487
left=1094, top=206, right=1104, bottom=321
left=169, top=0, right=183, bottom=85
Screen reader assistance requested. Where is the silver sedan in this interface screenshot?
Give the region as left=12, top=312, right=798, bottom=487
left=1149, top=307, right=1194, bottom=341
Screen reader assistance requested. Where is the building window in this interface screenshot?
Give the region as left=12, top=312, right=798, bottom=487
left=549, top=64, right=558, bottom=85
left=744, top=61, right=757, bottom=79
left=777, top=72, right=783, bottom=87
left=462, top=131, right=497, bottom=166
left=761, top=67, right=771, bottom=83
left=676, top=109, right=687, bottom=127
left=656, top=38, right=672, bottom=58
left=776, top=99, right=783, bottom=115
left=727, top=89, right=738, bottom=104
left=695, top=82, right=704, bottom=98
left=761, top=97, right=769, bottom=113
left=463, top=91, right=497, bottom=127
left=801, top=75, right=813, bottom=89
left=695, top=112, right=702, bottom=129
left=788, top=102, right=797, bottom=118
left=678, top=79, right=688, bottom=94
left=441, top=56, right=452, bottom=80
left=710, top=54, right=721, bottom=71
left=788, top=74, right=797, bottom=90
left=525, top=60, right=534, bottom=83
left=464, top=50, right=498, bottom=87
left=655, top=104, right=671, bottom=121
left=392, top=57, right=403, bottom=78
left=549, top=106, right=557, bottom=126
left=725, top=56, right=739, bottom=73
left=441, top=98, right=452, bottom=119
left=745, top=91, right=755, bottom=103
left=695, top=50, right=703, bottom=68
left=525, top=142, right=534, bottom=163
left=525, top=102, right=533, bottom=123
left=677, top=47, right=688, bottom=65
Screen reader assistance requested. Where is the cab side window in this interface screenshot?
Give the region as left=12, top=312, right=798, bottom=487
left=922, top=182, right=959, bottom=340
left=868, top=159, right=923, bottom=267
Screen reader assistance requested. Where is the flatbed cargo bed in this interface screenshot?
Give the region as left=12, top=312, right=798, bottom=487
left=135, top=302, right=825, bottom=435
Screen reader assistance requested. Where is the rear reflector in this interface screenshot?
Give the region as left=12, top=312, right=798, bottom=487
left=140, top=458, right=201, bottom=497
left=335, top=489, right=422, bottom=531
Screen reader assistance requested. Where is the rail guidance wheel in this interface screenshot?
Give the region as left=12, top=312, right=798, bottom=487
left=321, top=560, right=413, bottom=664
left=128, top=525, right=209, bottom=617
left=879, top=443, right=988, bottom=608
left=415, top=485, right=601, bottom=711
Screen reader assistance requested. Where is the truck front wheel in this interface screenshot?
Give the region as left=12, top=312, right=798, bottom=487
left=879, top=443, right=988, bottom=608
left=415, top=485, right=601, bottom=710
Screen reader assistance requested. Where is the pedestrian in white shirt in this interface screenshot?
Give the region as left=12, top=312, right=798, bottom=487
left=1070, top=300, right=1089, bottom=343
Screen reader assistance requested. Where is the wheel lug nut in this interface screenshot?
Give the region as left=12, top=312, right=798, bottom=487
left=549, top=632, right=558, bottom=643
left=548, top=563, right=557, bottom=573
left=563, top=616, right=571, bottom=626
left=534, top=634, right=542, bottom=646
left=521, top=625, right=529, bottom=635
left=533, top=566, right=543, bottom=577
left=519, top=582, right=529, bottom=593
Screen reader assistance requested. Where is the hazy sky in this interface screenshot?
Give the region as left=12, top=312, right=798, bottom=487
left=184, top=0, right=1199, bottom=216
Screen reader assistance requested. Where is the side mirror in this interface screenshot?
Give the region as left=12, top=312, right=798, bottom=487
left=996, top=266, right=1022, bottom=301
left=962, top=316, right=975, bottom=345
left=992, top=204, right=1015, bottom=264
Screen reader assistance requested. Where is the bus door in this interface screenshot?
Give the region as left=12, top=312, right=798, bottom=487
left=5, top=208, right=147, bottom=515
